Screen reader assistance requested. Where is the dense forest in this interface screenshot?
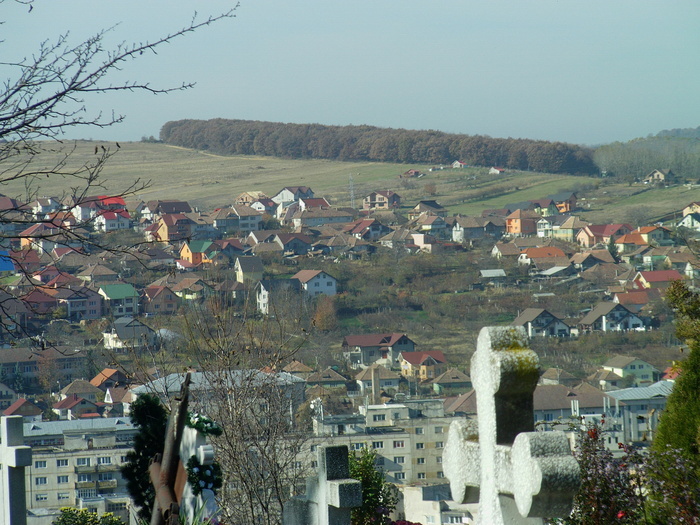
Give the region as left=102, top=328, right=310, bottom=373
left=159, top=119, right=598, bottom=175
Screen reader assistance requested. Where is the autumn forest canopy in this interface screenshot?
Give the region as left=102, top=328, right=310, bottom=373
left=160, top=119, right=598, bottom=175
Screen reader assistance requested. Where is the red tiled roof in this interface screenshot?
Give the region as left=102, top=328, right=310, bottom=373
left=638, top=270, right=683, bottom=282
left=343, top=333, right=409, bottom=348
left=400, top=350, right=446, bottom=366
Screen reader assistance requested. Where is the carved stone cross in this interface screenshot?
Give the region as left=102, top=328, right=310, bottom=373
left=0, top=416, right=32, bottom=525
left=444, top=326, right=580, bottom=524
left=283, top=445, right=362, bottom=525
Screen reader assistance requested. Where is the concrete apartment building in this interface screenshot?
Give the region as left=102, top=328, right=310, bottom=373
left=23, top=418, right=137, bottom=525
left=307, top=399, right=457, bottom=485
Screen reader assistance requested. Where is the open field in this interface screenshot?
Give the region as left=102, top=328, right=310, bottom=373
left=1, top=141, right=695, bottom=223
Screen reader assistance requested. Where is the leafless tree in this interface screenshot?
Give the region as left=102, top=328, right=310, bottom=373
left=0, top=1, right=235, bottom=338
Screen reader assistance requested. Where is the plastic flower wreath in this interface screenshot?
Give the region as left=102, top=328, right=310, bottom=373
left=186, top=411, right=223, bottom=437
left=186, top=455, right=223, bottom=496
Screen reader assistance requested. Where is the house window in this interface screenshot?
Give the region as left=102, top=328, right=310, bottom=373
left=416, top=443, right=424, bottom=450
left=393, top=440, right=404, bottom=448
left=417, top=473, right=426, bottom=479
left=57, top=475, right=69, bottom=484
left=394, top=456, right=405, bottom=464
left=394, top=472, right=405, bottom=481
left=372, top=441, right=384, bottom=449
left=34, top=460, right=47, bottom=468
left=35, top=477, right=47, bottom=485
left=373, top=414, right=386, bottom=422
left=415, top=428, right=424, bottom=435
left=57, top=459, right=69, bottom=467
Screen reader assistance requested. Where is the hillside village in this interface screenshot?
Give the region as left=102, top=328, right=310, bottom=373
left=0, top=166, right=698, bottom=524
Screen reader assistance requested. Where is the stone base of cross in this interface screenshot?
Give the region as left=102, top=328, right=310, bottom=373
left=0, top=416, right=32, bottom=525
left=283, top=445, right=362, bottom=525
left=176, top=425, right=220, bottom=524
left=443, top=327, right=580, bottom=525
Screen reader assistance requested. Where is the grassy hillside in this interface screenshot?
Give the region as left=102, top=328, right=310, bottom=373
left=2, top=141, right=693, bottom=223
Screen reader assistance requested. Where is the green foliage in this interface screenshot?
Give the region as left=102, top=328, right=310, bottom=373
left=53, top=508, right=125, bottom=525
left=121, top=394, right=168, bottom=522
left=349, top=448, right=398, bottom=525
left=653, top=280, right=700, bottom=459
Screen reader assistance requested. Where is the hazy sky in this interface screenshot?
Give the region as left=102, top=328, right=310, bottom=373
left=6, top=1, right=700, bottom=145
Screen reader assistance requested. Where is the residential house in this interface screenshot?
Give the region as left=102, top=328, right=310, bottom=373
left=142, top=199, right=192, bottom=222
left=274, top=233, right=314, bottom=255
left=52, top=394, right=100, bottom=421
left=234, top=256, right=264, bottom=284
left=398, top=351, right=447, bottom=381
left=576, top=224, right=633, bottom=248
left=235, top=191, right=268, bottom=206
left=282, top=360, right=314, bottom=381
left=141, top=285, right=179, bottom=315
left=154, top=213, right=195, bottom=242
left=489, top=166, right=506, bottom=175
left=103, top=316, right=157, bottom=352
left=682, top=201, right=700, bottom=216
left=607, top=381, right=674, bottom=442
left=50, top=286, right=103, bottom=321
left=551, top=215, right=588, bottom=242
left=3, top=398, right=42, bottom=422
left=379, top=227, right=414, bottom=250
left=90, top=368, right=130, bottom=391
left=538, top=368, right=579, bottom=387
left=76, top=264, right=118, bottom=284
left=677, top=212, right=700, bottom=232
left=170, top=277, right=213, bottom=301
left=255, top=279, right=302, bottom=316
left=613, top=289, right=662, bottom=314
left=342, top=333, right=416, bottom=369
left=211, top=205, right=263, bottom=234
left=0, top=347, right=86, bottom=390
left=94, top=210, right=131, bottom=232
left=409, top=213, right=449, bottom=239
left=22, top=288, right=58, bottom=316
left=31, top=197, right=61, bottom=220
left=570, top=250, right=616, bottom=270
left=546, top=192, right=578, bottom=214
left=452, top=160, right=466, bottom=168
left=643, top=169, right=675, bottom=185
left=292, top=270, right=338, bottom=297
left=0, top=382, right=17, bottom=410
left=614, top=232, right=648, bottom=254
left=505, top=209, right=541, bottom=237
left=578, top=303, right=645, bottom=333
left=59, top=380, right=103, bottom=403
left=179, top=240, right=220, bottom=267
left=452, top=216, right=505, bottom=242
left=512, top=308, right=571, bottom=337
left=635, top=225, right=673, bottom=245
left=249, top=197, right=277, bottom=215
left=633, top=269, right=683, bottom=290
left=517, top=247, right=567, bottom=267
left=299, top=197, right=331, bottom=211
left=271, top=186, right=314, bottom=205
left=601, top=355, right=661, bottom=387
left=291, top=208, right=354, bottom=229
left=98, top=283, right=140, bottom=317
left=491, top=241, right=522, bottom=259
left=407, top=200, right=447, bottom=220
left=363, top=191, right=401, bottom=211
left=343, top=218, right=391, bottom=241
left=355, top=364, right=401, bottom=396
left=431, top=368, right=472, bottom=395
left=306, top=368, right=348, bottom=390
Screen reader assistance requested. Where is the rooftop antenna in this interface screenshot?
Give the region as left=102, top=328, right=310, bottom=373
left=349, top=173, right=355, bottom=209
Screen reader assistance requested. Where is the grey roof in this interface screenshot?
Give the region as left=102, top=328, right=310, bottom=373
left=24, top=417, right=135, bottom=437
left=480, top=269, right=506, bottom=278
left=131, top=370, right=304, bottom=396
left=603, top=355, right=639, bottom=368
left=606, top=381, right=674, bottom=401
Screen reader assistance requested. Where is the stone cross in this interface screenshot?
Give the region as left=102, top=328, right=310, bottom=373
left=177, top=424, right=219, bottom=524
left=443, top=326, right=580, bottom=524
left=283, top=445, right=362, bottom=525
left=0, top=416, right=32, bottom=525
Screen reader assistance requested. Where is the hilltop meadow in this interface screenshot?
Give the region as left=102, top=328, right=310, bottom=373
left=3, top=140, right=696, bottom=225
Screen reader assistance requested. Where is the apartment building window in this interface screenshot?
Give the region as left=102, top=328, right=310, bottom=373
left=437, top=471, right=445, bottom=478
left=34, top=460, right=47, bottom=468
left=76, top=457, right=91, bottom=467
left=311, top=461, right=318, bottom=469
left=417, top=458, right=425, bottom=465
left=35, top=494, right=48, bottom=502
left=394, top=456, right=405, bottom=464
left=372, top=441, right=384, bottom=449
left=416, top=443, right=424, bottom=450
left=436, top=457, right=443, bottom=464
left=375, top=457, right=384, bottom=466
left=58, top=493, right=70, bottom=501
left=97, top=457, right=112, bottom=465
left=108, top=503, right=127, bottom=512
left=77, top=489, right=97, bottom=499
left=35, top=477, right=47, bottom=486
left=434, top=426, right=443, bottom=434
left=393, top=440, right=404, bottom=448
left=310, top=445, right=317, bottom=452
left=98, top=473, right=113, bottom=481
left=395, top=472, right=405, bottom=481
left=373, top=414, right=386, bottom=422
left=415, top=427, right=424, bottom=435
left=417, top=473, right=426, bottom=479
left=78, top=474, right=93, bottom=482
left=57, top=475, right=69, bottom=484
left=351, top=443, right=364, bottom=450
left=435, top=441, right=444, bottom=448
left=120, top=456, right=128, bottom=463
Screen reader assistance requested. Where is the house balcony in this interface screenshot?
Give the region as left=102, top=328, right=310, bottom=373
left=97, top=480, right=118, bottom=490
left=75, top=465, right=97, bottom=474
left=76, top=481, right=97, bottom=490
